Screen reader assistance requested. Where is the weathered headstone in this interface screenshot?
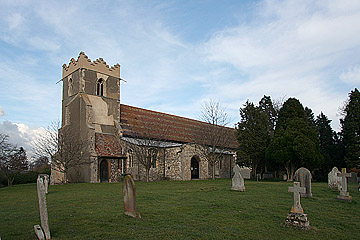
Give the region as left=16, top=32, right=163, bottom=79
left=34, top=176, right=51, bottom=239
left=263, top=172, right=273, bottom=179
left=123, top=174, right=141, bottom=218
left=231, top=164, right=245, bottom=191
left=294, top=167, right=312, bottom=197
left=337, top=168, right=352, bottom=202
left=239, top=167, right=251, bottom=179
left=285, top=182, right=310, bottom=229
left=39, top=174, right=49, bottom=194
left=348, top=172, right=358, bottom=183
left=283, top=174, right=287, bottom=181
left=328, top=167, right=341, bottom=189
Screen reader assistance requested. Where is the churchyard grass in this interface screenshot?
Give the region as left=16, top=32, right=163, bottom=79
left=0, top=179, right=359, bottom=239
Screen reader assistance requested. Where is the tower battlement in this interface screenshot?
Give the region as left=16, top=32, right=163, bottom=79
left=62, top=52, right=120, bottom=78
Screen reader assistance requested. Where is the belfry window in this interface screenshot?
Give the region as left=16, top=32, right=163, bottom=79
left=68, top=78, right=73, bottom=96
left=96, top=79, right=104, bottom=96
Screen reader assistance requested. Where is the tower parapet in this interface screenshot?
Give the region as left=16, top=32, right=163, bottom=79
left=62, top=52, right=120, bottom=78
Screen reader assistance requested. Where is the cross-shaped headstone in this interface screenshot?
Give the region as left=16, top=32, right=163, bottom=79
left=288, top=182, right=306, bottom=214
left=337, top=168, right=351, bottom=197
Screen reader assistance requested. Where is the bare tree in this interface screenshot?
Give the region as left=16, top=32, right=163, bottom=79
left=32, top=121, right=91, bottom=183
left=0, top=133, right=28, bottom=186
left=197, top=99, right=235, bottom=180
left=119, top=116, right=169, bottom=182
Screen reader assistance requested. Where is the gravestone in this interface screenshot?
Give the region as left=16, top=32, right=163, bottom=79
left=123, top=174, right=141, bottom=218
left=328, top=167, right=341, bottom=189
left=239, top=167, right=251, bottom=179
left=39, top=174, right=49, bottom=194
left=294, top=167, right=312, bottom=197
left=337, top=168, right=352, bottom=202
left=285, top=182, right=310, bottom=229
left=263, top=172, right=273, bottom=179
left=348, top=172, right=358, bottom=183
left=34, top=176, right=51, bottom=239
left=231, top=164, right=245, bottom=191
left=283, top=174, right=287, bottom=181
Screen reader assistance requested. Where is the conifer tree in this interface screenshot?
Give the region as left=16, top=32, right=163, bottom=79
left=315, top=112, right=339, bottom=178
left=237, top=100, right=267, bottom=178
left=266, top=98, right=322, bottom=180
left=237, top=96, right=277, bottom=177
left=340, top=88, right=360, bottom=169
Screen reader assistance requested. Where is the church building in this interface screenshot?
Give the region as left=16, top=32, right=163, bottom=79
left=51, top=52, right=238, bottom=184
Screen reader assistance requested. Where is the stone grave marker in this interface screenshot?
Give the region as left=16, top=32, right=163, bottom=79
left=123, top=174, right=141, bottom=218
left=285, top=182, right=310, bottom=229
left=239, top=167, right=251, bottom=179
left=39, top=174, right=49, bottom=194
left=337, top=168, right=352, bottom=202
left=34, top=176, right=51, bottom=239
left=348, top=172, right=358, bottom=183
left=231, top=164, right=245, bottom=191
left=328, top=167, right=341, bottom=189
left=294, top=167, right=312, bottom=197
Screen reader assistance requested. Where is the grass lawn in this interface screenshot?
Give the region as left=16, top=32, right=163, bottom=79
left=0, top=179, right=359, bottom=239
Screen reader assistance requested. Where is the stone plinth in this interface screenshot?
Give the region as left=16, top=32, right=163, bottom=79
left=285, top=213, right=310, bottom=230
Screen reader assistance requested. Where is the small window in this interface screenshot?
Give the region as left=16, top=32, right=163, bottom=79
left=148, top=148, right=158, bottom=168
left=128, top=149, right=134, bottom=168
left=96, top=79, right=104, bottom=96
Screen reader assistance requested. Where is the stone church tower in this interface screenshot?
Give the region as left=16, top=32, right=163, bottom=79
left=59, top=52, right=123, bottom=183
left=52, top=52, right=238, bottom=184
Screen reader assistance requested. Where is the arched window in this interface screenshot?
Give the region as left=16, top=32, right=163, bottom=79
left=68, top=78, right=73, bottom=96
left=96, top=79, right=104, bottom=96
left=128, top=149, right=134, bottom=168
left=148, top=148, right=158, bottom=168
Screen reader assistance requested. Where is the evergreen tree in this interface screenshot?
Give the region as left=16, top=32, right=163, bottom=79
left=315, top=112, right=339, bottom=178
left=266, top=98, right=322, bottom=180
left=237, top=96, right=277, bottom=177
left=258, top=95, right=277, bottom=172
left=237, top=100, right=267, bottom=178
left=340, top=88, right=360, bottom=169
left=305, top=107, right=316, bottom=131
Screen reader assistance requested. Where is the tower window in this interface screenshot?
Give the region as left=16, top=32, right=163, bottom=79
left=68, top=78, right=73, bottom=96
left=96, top=79, right=104, bottom=96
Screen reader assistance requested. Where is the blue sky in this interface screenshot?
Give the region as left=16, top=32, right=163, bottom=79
left=0, top=0, right=359, bottom=155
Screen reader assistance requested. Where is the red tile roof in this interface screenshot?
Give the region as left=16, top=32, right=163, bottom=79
left=120, top=104, right=238, bottom=149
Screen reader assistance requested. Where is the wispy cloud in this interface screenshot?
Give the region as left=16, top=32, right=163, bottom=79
left=202, top=0, right=360, bottom=130
left=0, top=0, right=358, bottom=134
left=340, top=65, right=360, bottom=85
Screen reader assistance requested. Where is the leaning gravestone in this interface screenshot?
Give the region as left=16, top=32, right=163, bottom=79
left=328, top=167, right=341, bottom=189
left=34, top=176, right=51, bottom=239
left=39, top=174, right=49, bottom=194
left=294, top=167, right=312, bottom=197
left=231, top=164, right=245, bottom=191
left=285, top=182, right=310, bottom=229
left=123, top=174, right=141, bottom=218
left=337, top=168, right=352, bottom=202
